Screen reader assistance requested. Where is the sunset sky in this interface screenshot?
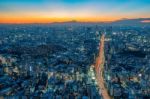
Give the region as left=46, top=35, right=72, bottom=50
left=0, top=0, right=150, bottom=23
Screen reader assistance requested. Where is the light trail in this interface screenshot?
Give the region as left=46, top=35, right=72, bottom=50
left=95, top=34, right=111, bottom=99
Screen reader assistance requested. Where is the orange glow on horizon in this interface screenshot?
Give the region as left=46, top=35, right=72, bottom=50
left=0, top=17, right=120, bottom=24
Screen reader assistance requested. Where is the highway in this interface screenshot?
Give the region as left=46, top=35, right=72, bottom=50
left=95, top=34, right=111, bottom=99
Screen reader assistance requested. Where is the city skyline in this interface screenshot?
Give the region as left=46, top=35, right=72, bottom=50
left=0, top=0, right=150, bottom=23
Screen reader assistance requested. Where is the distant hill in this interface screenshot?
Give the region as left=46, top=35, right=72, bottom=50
left=51, top=18, right=150, bottom=26
left=0, top=18, right=150, bottom=25
left=111, top=18, right=150, bottom=25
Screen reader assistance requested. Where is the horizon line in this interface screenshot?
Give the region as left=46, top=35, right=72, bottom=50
left=0, top=17, right=150, bottom=24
